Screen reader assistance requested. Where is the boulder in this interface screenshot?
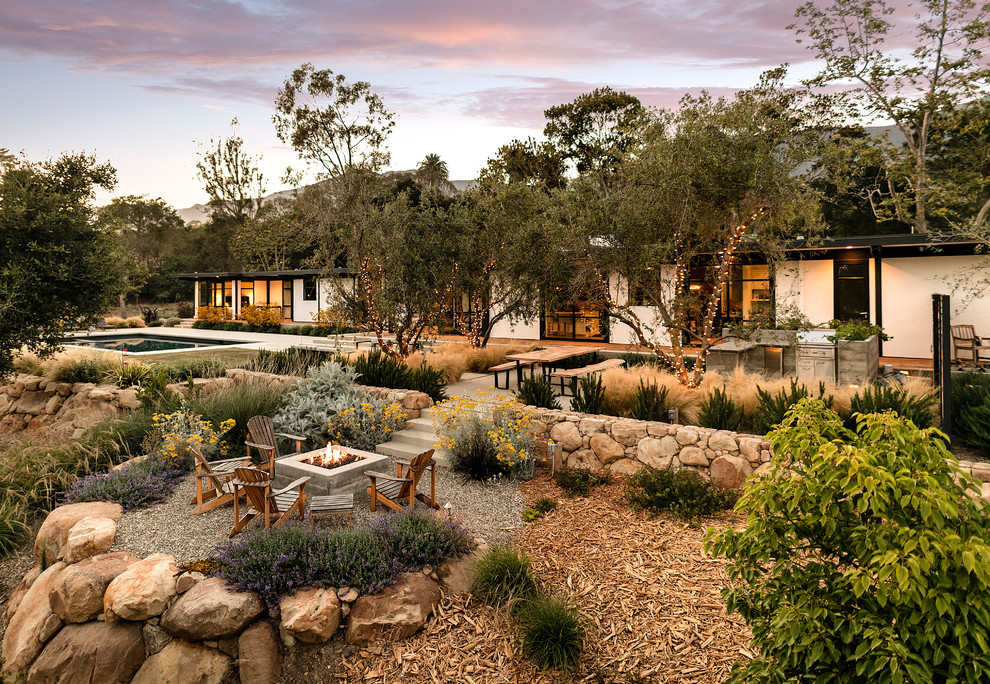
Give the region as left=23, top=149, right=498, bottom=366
left=608, top=458, right=645, bottom=476
left=438, top=542, right=487, bottom=595
left=175, top=570, right=206, bottom=594
left=674, top=427, right=700, bottom=445
left=708, top=432, right=739, bottom=453
left=549, top=421, right=582, bottom=452
left=4, top=565, right=41, bottom=622
left=104, top=553, right=178, bottom=622
left=637, top=436, right=678, bottom=468
left=578, top=418, right=608, bottom=435
left=116, top=388, right=141, bottom=410
left=35, top=502, right=123, bottom=567
left=710, top=455, right=753, bottom=490
left=17, top=391, right=50, bottom=416
left=142, top=623, right=172, bottom=656
left=26, top=620, right=145, bottom=684
left=49, top=551, right=140, bottom=623
left=738, top=437, right=763, bottom=463
left=130, top=639, right=232, bottom=684
left=1, top=562, right=67, bottom=678
left=61, top=516, right=117, bottom=563
left=160, top=577, right=265, bottom=640
left=279, top=587, right=341, bottom=644
left=44, top=395, right=64, bottom=415
left=566, top=449, right=603, bottom=471
left=237, top=621, right=282, bottom=684
left=345, top=572, right=441, bottom=646
left=678, top=446, right=710, bottom=467
left=589, top=433, right=625, bottom=465
left=611, top=421, right=648, bottom=446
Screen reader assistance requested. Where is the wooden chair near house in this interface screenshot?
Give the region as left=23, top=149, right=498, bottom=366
left=230, top=466, right=309, bottom=536
left=246, top=415, right=307, bottom=478
left=188, top=445, right=250, bottom=515
left=364, top=449, right=438, bottom=512
left=951, top=325, right=990, bottom=365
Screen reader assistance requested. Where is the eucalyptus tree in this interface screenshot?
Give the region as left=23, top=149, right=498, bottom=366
left=791, top=0, right=990, bottom=233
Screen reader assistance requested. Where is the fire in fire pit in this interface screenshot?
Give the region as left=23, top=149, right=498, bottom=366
left=303, top=444, right=366, bottom=471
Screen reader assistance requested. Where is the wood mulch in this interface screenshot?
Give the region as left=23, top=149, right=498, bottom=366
left=336, top=473, right=752, bottom=683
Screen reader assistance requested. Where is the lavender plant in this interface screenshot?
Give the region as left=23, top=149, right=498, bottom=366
left=63, top=456, right=185, bottom=510
left=369, top=509, right=472, bottom=569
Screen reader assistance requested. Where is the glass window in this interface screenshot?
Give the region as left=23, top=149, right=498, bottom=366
left=240, top=281, right=253, bottom=308
left=303, top=276, right=317, bottom=301
left=687, top=262, right=772, bottom=334
left=543, top=296, right=607, bottom=341
left=282, top=280, right=293, bottom=319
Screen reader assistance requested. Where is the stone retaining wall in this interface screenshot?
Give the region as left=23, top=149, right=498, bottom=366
left=1, top=501, right=481, bottom=684
left=528, top=408, right=773, bottom=490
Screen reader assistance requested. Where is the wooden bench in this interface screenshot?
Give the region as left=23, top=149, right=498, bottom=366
left=548, top=358, right=625, bottom=395
left=489, top=360, right=536, bottom=389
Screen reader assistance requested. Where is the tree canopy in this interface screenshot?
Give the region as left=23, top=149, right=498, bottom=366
left=0, top=153, right=129, bottom=377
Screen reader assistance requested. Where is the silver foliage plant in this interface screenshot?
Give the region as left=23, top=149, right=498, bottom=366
left=273, top=362, right=376, bottom=449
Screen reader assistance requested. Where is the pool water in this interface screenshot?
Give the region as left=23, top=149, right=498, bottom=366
left=66, top=334, right=239, bottom=354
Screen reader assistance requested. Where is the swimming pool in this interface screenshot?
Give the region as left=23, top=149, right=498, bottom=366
left=64, top=333, right=243, bottom=354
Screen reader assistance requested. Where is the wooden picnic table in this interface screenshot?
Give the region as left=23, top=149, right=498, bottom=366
left=504, top=346, right=603, bottom=386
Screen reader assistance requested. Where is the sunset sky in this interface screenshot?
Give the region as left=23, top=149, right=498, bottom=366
left=0, top=0, right=912, bottom=209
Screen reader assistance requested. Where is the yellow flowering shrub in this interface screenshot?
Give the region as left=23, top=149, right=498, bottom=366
left=432, top=390, right=537, bottom=479
left=241, top=305, right=282, bottom=329
left=152, top=410, right=236, bottom=468
left=312, top=304, right=355, bottom=331
left=327, top=401, right=406, bottom=451
left=197, top=306, right=232, bottom=324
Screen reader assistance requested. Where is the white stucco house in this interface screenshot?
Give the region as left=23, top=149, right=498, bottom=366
left=176, top=233, right=990, bottom=361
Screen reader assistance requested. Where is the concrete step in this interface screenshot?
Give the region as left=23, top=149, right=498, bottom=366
left=388, top=431, right=439, bottom=449
left=376, top=440, right=448, bottom=465
left=405, top=417, right=438, bottom=434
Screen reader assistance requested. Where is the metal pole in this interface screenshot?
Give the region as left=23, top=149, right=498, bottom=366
left=933, top=294, right=952, bottom=434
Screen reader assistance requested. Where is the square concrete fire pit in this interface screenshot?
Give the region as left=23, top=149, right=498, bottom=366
left=274, top=447, right=390, bottom=496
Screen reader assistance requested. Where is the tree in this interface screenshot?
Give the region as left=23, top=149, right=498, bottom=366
left=791, top=0, right=990, bottom=233
left=416, top=153, right=456, bottom=194
left=927, top=97, right=990, bottom=226
left=706, top=400, right=990, bottom=683
left=558, top=70, right=823, bottom=387
left=477, top=138, right=566, bottom=192
left=273, top=64, right=396, bottom=179
left=195, top=118, right=267, bottom=223
left=0, top=153, right=128, bottom=377
left=543, top=87, right=645, bottom=191
left=231, top=196, right=315, bottom=271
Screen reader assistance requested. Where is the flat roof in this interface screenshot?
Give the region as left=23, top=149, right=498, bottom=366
left=172, top=268, right=353, bottom=280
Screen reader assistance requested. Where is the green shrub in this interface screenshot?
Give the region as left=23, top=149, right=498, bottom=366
left=620, top=352, right=661, bottom=368
left=186, top=381, right=288, bottom=450
left=52, top=357, right=110, bottom=384
left=247, top=348, right=332, bottom=376
left=951, top=373, right=990, bottom=455
left=102, top=361, right=153, bottom=388
left=553, top=352, right=600, bottom=370
left=163, top=317, right=181, bottom=327
left=522, top=497, right=557, bottom=523
left=516, top=372, right=560, bottom=410
left=0, top=498, right=30, bottom=556
left=705, top=399, right=990, bottom=684
left=569, top=374, right=606, bottom=414
left=136, top=368, right=181, bottom=412
left=176, top=302, right=195, bottom=318
left=516, top=595, right=585, bottom=670
left=753, top=378, right=832, bottom=435
left=472, top=545, right=540, bottom=608
left=355, top=349, right=410, bottom=389
left=630, top=379, right=668, bottom=422
left=159, top=358, right=226, bottom=381
left=699, top=386, right=745, bottom=432
left=273, top=363, right=377, bottom=451
left=626, top=466, right=738, bottom=521
left=553, top=467, right=612, bottom=497
left=448, top=423, right=505, bottom=481
left=826, top=318, right=889, bottom=342
left=848, top=384, right=936, bottom=429
left=407, top=361, right=448, bottom=403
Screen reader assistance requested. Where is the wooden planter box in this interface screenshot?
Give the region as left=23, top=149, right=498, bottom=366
left=836, top=335, right=880, bottom=386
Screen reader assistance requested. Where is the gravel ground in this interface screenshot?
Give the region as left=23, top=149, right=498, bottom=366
left=110, top=458, right=525, bottom=564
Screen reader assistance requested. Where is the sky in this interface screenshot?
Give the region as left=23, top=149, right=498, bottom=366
left=0, top=0, right=909, bottom=209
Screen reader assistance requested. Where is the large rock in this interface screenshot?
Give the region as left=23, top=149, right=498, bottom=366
left=26, top=620, right=145, bottom=684
left=589, top=433, right=625, bottom=465
left=738, top=437, right=763, bottom=464
left=237, top=621, right=282, bottom=684
left=549, top=421, right=582, bottom=452
left=49, top=551, right=140, bottom=623
left=611, top=421, right=648, bottom=446
left=708, top=432, right=740, bottom=453
left=160, top=577, right=265, bottom=640
left=279, top=587, right=341, bottom=644
left=345, top=573, right=441, bottom=646
left=637, top=436, right=677, bottom=469
left=116, top=388, right=141, bottom=410
left=608, top=458, right=644, bottom=476
left=17, top=390, right=50, bottom=416
left=4, top=565, right=41, bottom=622
left=1, top=562, right=67, bottom=678
left=710, top=455, right=753, bottom=490
left=438, top=541, right=488, bottom=594
left=104, top=553, right=178, bottom=622
left=566, top=449, right=603, bottom=471
left=130, top=639, right=232, bottom=684
left=674, top=426, right=700, bottom=445
left=35, top=502, right=123, bottom=567
left=61, top=516, right=117, bottom=563
left=678, top=446, right=710, bottom=467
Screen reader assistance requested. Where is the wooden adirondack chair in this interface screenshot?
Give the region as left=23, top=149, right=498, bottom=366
left=246, top=415, right=307, bottom=477
left=951, top=325, right=990, bottom=365
left=230, top=466, right=309, bottom=536
left=365, top=449, right=438, bottom=512
left=188, top=444, right=250, bottom=515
